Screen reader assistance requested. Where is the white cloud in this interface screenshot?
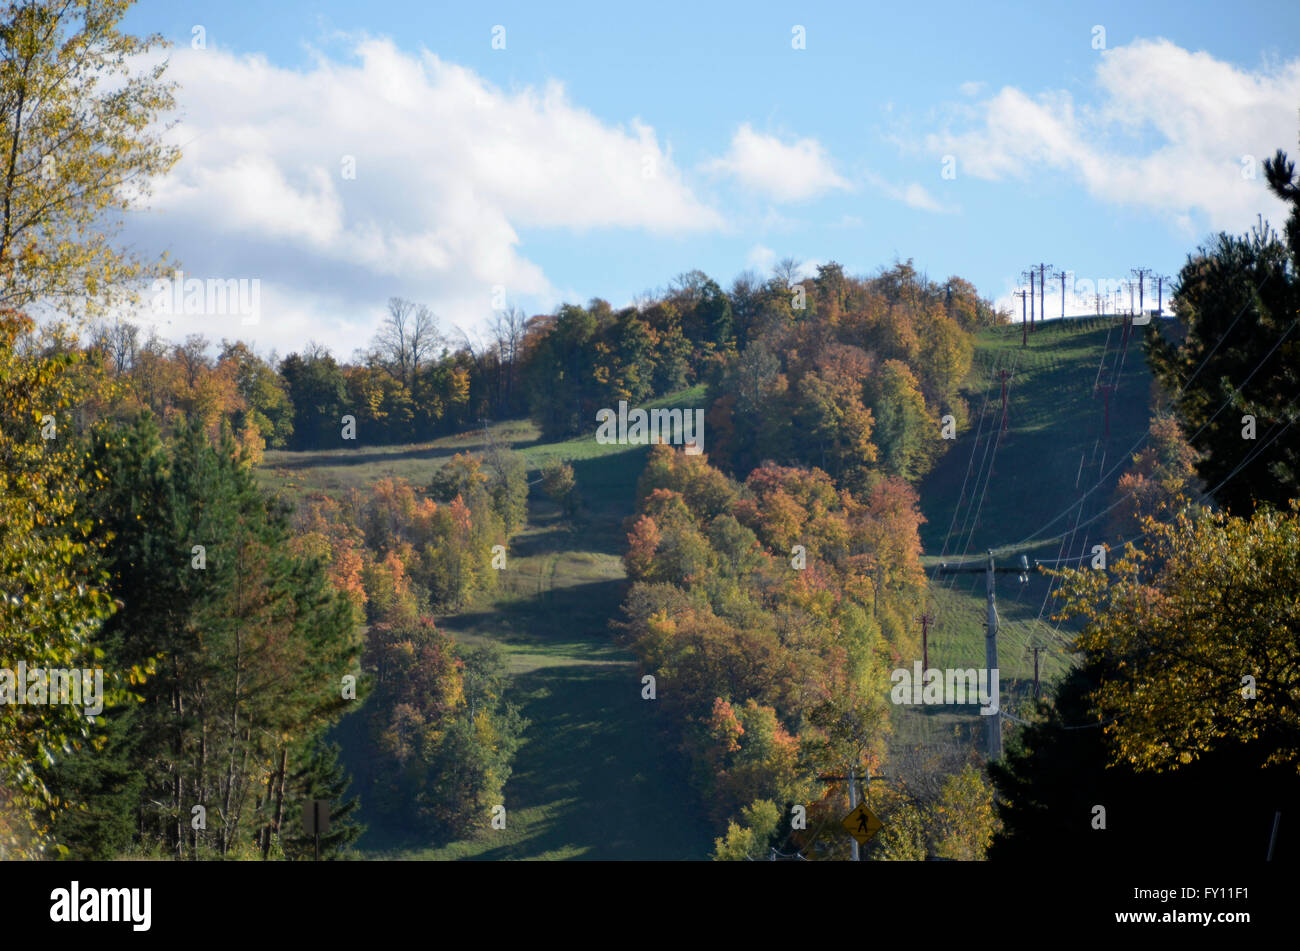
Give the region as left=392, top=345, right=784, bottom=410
left=746, top=244, right=777, bottom=272
left=925, top=38, right=1300, bottom=232
left=862, top=170, right=950, bottom=213
left=124, top=37, right=722, bottom=355
left=705, top=123, right=851, bottom=202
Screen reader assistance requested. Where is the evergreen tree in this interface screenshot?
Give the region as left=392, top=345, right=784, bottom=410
left=1146, top=138, right=1300, bottom=514
left=66, top=412, right=363, bottom=858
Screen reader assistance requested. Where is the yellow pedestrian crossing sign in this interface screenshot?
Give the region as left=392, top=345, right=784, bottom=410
left=842, top=803, right=883, bottom=845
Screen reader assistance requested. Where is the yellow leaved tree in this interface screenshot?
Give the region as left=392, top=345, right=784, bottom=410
left=0, top=0, right=179, bottom=320
left=0, top=0, right=179, bottom=856
left=1054, top=504, right=1300, bottom=773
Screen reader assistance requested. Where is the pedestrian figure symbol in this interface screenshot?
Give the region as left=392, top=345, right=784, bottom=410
left=841, top=803, right=883, bottom=845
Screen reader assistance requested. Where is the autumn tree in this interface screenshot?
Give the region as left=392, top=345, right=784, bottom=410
left=865, top=359, right=938, bottom=480
left=711, top=799, right=782, bottom=861
left=1106, top=413, right=1202, bottom=538
left=0, top=312, right=120, bottom=858
left=932, top=764, right=999, bottom=860
left=66, top=412, right=363, bottom=858
left=1054, top=503, right=1300, bottom=773
left=0, top=0, right=180, bottom=318
left=989, top=657, right=1300, bottom=862
left=220, top=340, right=294, bottom=449
left=361, top=619, right=524, bottom=839
left=539, top=458, right=577, bottom=517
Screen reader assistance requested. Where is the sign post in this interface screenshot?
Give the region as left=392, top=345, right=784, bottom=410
left=841, top=802, right=884, bottom=848
left=303, top=799, right=331, bottom=861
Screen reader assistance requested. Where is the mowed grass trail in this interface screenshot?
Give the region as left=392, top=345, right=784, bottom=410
left=261, top=389, right=716, bottom=860
left=919, top=315, right=1157, bottom=560
left=897, top=316, right=1159, bottom=754
left=261, top=317, right=1161, bottom=849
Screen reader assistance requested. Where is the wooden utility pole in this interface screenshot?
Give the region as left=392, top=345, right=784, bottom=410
left=1054, top=268, right=1068, bottom=319
left=1022, top=269, right=1035, bottom=333
left=1030, top=263, right=1052, bottom=330
left=1131, top=267, right=1151, bottom=316
left=1013, top=289, right=1029, bottom=346
left=998, top=369, right=1013, bottom=434
left=1095, top=382, right=1116, bottom=440
left=917, top=611, right=934, bottom=671
left=1031, top=646, right=1044, bottom=704
left=934, top=550, right=1031, bottom=759
left=1153, top=274, right=1171, bottom=315
left=817, top=767, right=888, bottom=861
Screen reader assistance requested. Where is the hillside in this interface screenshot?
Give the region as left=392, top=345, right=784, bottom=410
left=255, top=320, right=1161, bottom=859
left=898, top=314, right=1160, bottom=754
left=263, top=389, right=718, bottom=860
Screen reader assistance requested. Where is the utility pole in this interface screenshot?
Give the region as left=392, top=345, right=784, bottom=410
left=847, top=765, right=859, bottom=861
left=1096, top=382, right=1116, bottom=440
left=983, top=552, right=1001, bottom=758
left=817, top=767, right=889, bottom=860
left=917, top=610, right=934, bottom=671
left=1022, top=269, right=1035, bottom=333
left=1153, top=274, right=1171, bottom=315
left=1053, top=268, right=1068, bottom=320
left=998, top=369, right=1013, bottom=434
left=1131, top=267, right=1151, bottom=316
left=1031, top=646, right=1043, bottom=704
left=1031, top=263, right=1052, bottom=330
left=1013, top=289, right=1029, bottom=346
left=934, top=550, right=1029, bottom=759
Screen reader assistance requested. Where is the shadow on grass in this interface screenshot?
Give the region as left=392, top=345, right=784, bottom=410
left=463, top=663, right=712, bottom=860
left=266, top=442, right=467, bottom=471
left=439, top=577, right=629, bottom=653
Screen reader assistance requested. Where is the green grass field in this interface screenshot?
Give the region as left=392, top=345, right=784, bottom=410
left=261, top=389, right=717, bottom=860
left=919, top=315, right=1155, bottom=558
left=256, top=320, right=1159, bottom=857
left=900, top=315, right=1158, bottom=751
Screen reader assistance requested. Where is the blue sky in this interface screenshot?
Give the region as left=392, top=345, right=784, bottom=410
left=118, top=0, right=1300, bottom=356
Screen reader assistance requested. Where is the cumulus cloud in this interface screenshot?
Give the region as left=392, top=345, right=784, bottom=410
left=123, top=37, right=722, bottom=355
left=925, top=38, right=1300, bottom=232
left=705, top=124, right=851, bottom=202
left=862, top=170, right=950, bottom=213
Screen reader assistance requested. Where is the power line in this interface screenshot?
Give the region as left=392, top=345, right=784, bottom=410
left=1028, top=263, right=1053, bottom=330
left=932, top=361, right=1002, bottom=570
left=1004, top=272, right=1276, bottom=551
left=950, top=351, right=1023, bottom=584
left=1051, top=267, right=1069, bottom=320
left=1131, top=267, right=1152, bottom=316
